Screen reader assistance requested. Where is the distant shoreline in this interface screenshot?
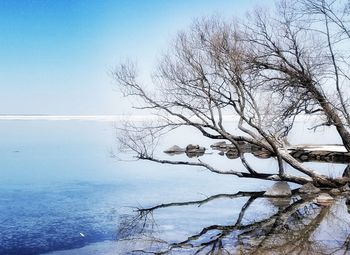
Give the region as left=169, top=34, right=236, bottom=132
left=0, top=115, right=154, bottom=121
left=0, top=114, right=322, bottom=122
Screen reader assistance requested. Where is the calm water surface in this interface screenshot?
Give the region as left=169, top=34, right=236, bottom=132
left=0, top=119, right=349, bottom=254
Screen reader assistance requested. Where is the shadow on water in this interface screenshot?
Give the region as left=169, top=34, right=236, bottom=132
left=117, top=190, right=350, bottom=255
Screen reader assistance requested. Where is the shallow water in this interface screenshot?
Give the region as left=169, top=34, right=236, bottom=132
left=0, top=119, right=349, bottom=254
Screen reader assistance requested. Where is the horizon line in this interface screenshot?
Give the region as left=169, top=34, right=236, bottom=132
left=0, top=114, right=320, bottom=122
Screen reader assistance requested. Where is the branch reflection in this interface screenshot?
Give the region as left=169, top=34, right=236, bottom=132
left=118, top=191, right=350, bottom=254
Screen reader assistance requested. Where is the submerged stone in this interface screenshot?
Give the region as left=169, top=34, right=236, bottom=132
left=299, top=183, right=321, bottom=194
left=267, top=197, right=291, bottom=209
left=264, top=182, right=292, bottom=197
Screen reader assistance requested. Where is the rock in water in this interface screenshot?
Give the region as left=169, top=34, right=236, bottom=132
left=264, top=182, right=292, bottom=197
left=267, top=197, right=291, bottom=209
left=211, top=141, right=226, bottom=148
left=186, top=144, right=205, bottom=153
left=299, top=183, right=321, bottom=194
left=340, top=184, right=350, bottom=192
left=164, top=145, right=185, bottom=154
left=186, top=144, right=205, bottom=151
left=316, top=193, right=334, bottom=205
left=186, top=150, right=205, bottom=158
left=329, top=188, right=341, bottom=195
left=226, top=149, right=239, bottom=159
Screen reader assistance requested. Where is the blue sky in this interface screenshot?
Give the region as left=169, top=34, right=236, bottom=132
left=0, top=0, right=273, bottom=115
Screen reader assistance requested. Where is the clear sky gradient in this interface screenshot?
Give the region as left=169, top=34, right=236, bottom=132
left=0, top=0, right=273, bottom=115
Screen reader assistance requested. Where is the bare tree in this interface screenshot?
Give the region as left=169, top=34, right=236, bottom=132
left=113, top=0, right=350, bottom=188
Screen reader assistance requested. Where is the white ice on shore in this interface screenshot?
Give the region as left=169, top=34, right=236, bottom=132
left=287, top=144, right=347, bottom=152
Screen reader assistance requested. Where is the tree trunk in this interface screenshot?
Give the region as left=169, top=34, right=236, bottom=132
left=311, top=86, right=350, bottom=152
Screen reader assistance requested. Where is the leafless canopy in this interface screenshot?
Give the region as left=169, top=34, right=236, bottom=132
left=113, top=0, right=350, bottom=187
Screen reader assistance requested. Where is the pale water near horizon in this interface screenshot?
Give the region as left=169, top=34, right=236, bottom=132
left=0, top=120, right=349, bottom=254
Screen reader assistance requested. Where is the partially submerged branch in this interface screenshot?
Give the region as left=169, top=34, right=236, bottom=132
left=140, top=155, right=311, bottom=185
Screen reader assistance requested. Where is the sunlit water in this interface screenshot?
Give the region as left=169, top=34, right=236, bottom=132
left=0, top=119, right=349, bottom=254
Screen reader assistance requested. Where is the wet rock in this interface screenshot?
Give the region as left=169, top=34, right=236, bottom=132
left=329, top=188, right=341, bottom=195
left=226, top=149, right=239, bottom=159
left=186, top=144, right=205, bottom=152
left=186, top=144, right=198, bottom=150
left=210, top=141, right=226, bottom=148
left=325, top=155, right=333, bottom=162
left=252, top=149, right=273, bottom=159
left=299, top=183, right=321, bottom=194
left=186, top=150, right=205, bottom=158
left=254, top=152, right=272, bottom=158
left=211, top=141, right=237, bottom=152
left=264, top=182, right=292, bottom=197
left=291, top=150, right=304, bottom=158
left=185, top=144, right=206, bottom=158
left=300, top=154, right=309, bottom=161
left=316, top=193, right=334, bottom=205
left=250, top=144, right=262, bottom=152
left=164, top=145, right=185, bottom=154
left=340, top=184, right=350, bottom=192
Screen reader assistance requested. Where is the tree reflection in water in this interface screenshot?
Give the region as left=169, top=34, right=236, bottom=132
left=117, top=191, right=350, bottom=255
